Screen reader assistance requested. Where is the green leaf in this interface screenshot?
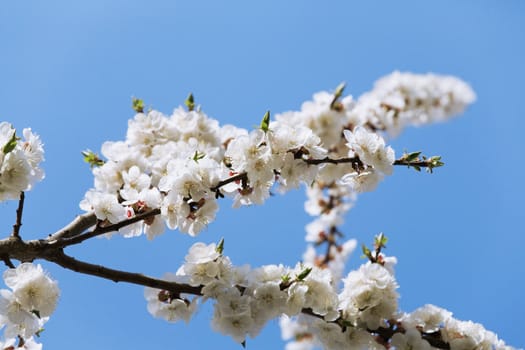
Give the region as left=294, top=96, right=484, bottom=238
left=132, top=97, right=145, bottom=113
left=260, top=110, right=270, bottom=132
left=241, top=340, right=246, bottom=348
left=216, top=237, right=225, bottom=254
left=404, top=151, right=421, bottom=162
left=2, top=128, right=18, bottom=154
left=412, top=165, right=421, bottom=172
left=82, top=150, right=105, bottom=168
left=185, top=93, right=195, bottom=111
left=296, top=267, right=312, bottom=281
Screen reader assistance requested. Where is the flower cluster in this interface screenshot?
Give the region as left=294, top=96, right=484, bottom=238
left=147, top=242, right=515, bottom=349
left=80, top=72, right=472, bottom=240
left=0, top=263, right=59, bottom=348
left=392, top=304, right=515, bottom=350
left=351, top=71, right=477, bottom=136
left=146, top=242, right=343, bottom=345
left=0, top=123, right=45, bottom=202
left=80, top=100, right=339, bottom=238
left=274, top=72, right=476, bottom=350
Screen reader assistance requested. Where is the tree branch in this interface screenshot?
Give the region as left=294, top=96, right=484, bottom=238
left=0, top=234, right=201, bottom=295
left=45, top=249, right=202, bottom=296
left=2, top=255, right=15, bottom=268
left=47, top=212, right=98, bottom=242
left=303, top=155, right=441, bottom=171
left=59, top=209, right=161, bottom=247
left=210, top=172, right=247, bottom=192
left=11, top=192, right=25, bottom=238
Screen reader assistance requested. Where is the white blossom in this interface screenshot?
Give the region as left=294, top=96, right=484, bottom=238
left=144, top=273, right=197, bottom=323
left=390, top=328, right=432, bottom=350
left=0, top=289, right=41, bottom=339
left=80, top=191, right=127, bottom=224
left=178, top=198, right=218, bottom=236
left=400, top=304, right=452, bottom=332
left=344, top=127, right=395, bottom=175
left=3, top=263, right=60, bottom=318
left=0, top=123, right=45, bottom=201
left=0, top=264, right=58, bottom=341
left=442, top=318, right=513, bottom=350
left=339, top=262, right=399, bottom=329
left=225, top=129, right=274, bottom=185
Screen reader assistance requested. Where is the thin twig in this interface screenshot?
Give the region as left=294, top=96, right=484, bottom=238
left=302, top=156, right=360, bottom=166
left=2, top=255, right=15, bottom=268
left=393, top=159, right=435, bottom=167
left=59, top=208, right=161, bottom=247
left=210, top=172, right=247, bottom=192
left=47, top=212, right=98, bottom=242
left=12, top=191, right=25, bottom=238
left=304, top=155, right=438, bottom=169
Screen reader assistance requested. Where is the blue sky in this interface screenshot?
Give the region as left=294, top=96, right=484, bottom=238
left=1, top=1, right=524, bottom=349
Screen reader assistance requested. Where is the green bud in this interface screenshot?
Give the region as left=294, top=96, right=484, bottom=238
left=333, top=82, right=346, bottom=100
left=260, top=110, right=270, bottom=133
left=132, top=97, right=145, bottom=113
left=82, top=149, right=105, bottom=168
left=185, top=93, right=195, bottom=111
left=216, top=237, right=225, bottom=254
left=361, top=244, right=372, bottom=259
left=375, top=233, right=388, bottom=249
left=430, top=156, right=444, bottom=167
left=281, top=274, right=291, bottom=284
left=330, top=82, right=346, bottom=110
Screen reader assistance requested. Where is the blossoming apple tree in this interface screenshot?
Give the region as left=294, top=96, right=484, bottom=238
left=0, top=72, right=516, bottom=349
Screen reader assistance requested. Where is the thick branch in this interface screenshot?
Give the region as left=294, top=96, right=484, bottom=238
left=45, top=250, right=202, bottom=295
left=0, top=236, right=201, bottom=295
